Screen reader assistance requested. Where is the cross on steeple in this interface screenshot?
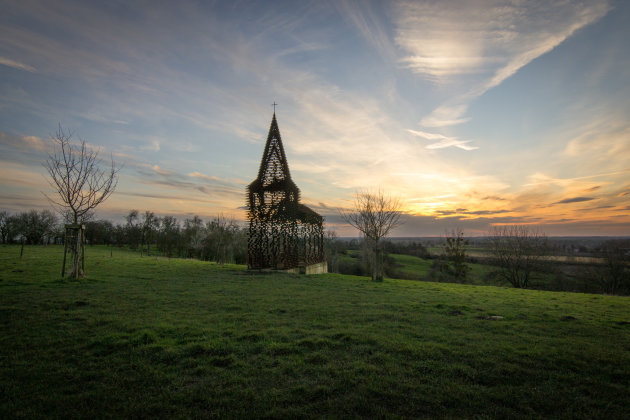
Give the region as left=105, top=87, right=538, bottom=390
left=272, top=101, right=278, bottom=113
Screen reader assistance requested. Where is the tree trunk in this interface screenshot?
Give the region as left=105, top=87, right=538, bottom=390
left=373, top=245, right=384, bottom=282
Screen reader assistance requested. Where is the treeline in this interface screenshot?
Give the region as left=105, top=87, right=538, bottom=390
left=114, top=210, right=247, bottom=264
left=0, top=209, right=247, bottom=265
left=0, top=210, right=60, bottom=245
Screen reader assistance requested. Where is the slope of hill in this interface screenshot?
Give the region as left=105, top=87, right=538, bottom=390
left=1, top=245, right=629, bottom=418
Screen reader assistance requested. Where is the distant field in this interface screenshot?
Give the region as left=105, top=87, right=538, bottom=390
left=429, top=246, right=606, bottom=264
left=1, top=245, right=629, bottom=418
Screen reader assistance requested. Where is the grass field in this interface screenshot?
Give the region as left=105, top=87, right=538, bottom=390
left=1, top=245, right=629, bottom=418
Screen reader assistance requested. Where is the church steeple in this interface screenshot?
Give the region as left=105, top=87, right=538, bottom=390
left=257, top=112, right=292, bottom=186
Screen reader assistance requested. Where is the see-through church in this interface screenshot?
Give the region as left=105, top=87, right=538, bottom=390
left=247, top=112, right=326, bottom=274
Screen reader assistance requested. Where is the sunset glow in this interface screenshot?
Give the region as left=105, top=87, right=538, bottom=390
left=1, top=0, right=629, bottom=236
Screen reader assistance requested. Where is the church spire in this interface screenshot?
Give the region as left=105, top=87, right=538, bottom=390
left=257, top=112, right=291, bottom=185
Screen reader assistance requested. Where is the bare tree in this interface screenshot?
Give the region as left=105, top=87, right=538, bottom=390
left=594, top=239, right=630, bottom=295
left=488, top=225, right=549, bottom=288
left=44, top=125, right=119, bottom=224
left=340, top=190, right=402, bottom=282
left=44, top=125, right=119, bottom=277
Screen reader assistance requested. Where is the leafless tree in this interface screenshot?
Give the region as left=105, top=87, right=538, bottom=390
left=340, top=190, right=402, bottom=282
left=488, top=225, right=549, bottom=288
left=44, top=125, right=119, bottom=224
left=44, top=125, right=119, bottom=277
left=594, top=239, right=630, bottom=295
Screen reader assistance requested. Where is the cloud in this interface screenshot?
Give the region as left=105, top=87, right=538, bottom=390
left=554, top=197, right=595, bottom=204
left=22, top=135, right=47, bottom=152
left=0, top=131, right=48, bottom=152
left=189, top=171, right=221, bottom=181
left=0, top=56, right=36, bottom=72
left=584, top=186, right=602, bottom=192
left=394, top=1, right=611, bottom=127
left=564, top=119, right=630, bottom=169
left=523, top=169, right=630, bottom=187
left=419, top=104, right=471, bottom=128
left=141, top=139, right=161, bottom=152
left=408, top=129, right=478, bottom=150
left=335, top=0, right=397, bottom=62
left=152, top=165, right=170, bottom=176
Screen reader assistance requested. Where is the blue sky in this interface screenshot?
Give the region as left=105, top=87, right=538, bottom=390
left=1, top=0, right=629, bottom=236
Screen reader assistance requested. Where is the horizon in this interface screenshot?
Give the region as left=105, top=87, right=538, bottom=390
left=1, top=1, right=629, bottom=237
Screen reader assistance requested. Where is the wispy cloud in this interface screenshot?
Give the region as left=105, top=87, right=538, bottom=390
left=189, top=171, right=221, bottom=181
left=523, top=169, right=630, bottom=188
left=335, top=0, right=397, bottom=62
left=554, top=196, right=596, bottom=204
left=395, top=1, right=611, bottom=127
left=408, top=129, right=478, bottom=151
left=0, top=56, right=36, bottom=72
left=0, top=131, right=48, bottom=152
left=152, top=165, right=170, bottom=176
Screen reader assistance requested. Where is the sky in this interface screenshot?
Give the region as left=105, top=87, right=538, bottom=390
left=1, top=0, right=629, bottom=236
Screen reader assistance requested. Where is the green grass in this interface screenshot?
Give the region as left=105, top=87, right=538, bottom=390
left=389, top=253, right=433, bottom=278
left=1, top=245, right=629, bottom=419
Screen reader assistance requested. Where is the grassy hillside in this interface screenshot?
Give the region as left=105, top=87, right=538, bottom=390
left=1, top=245, right=629, bottom=418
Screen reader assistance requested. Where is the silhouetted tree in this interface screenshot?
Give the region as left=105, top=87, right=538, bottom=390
left=340, top=191, right=402, bottom=282
left=141, top=211, right=159, bottom=256
left=433, top=229, right=470, bottom=282
left=324, top=230, right=341, bottom=273
left=182, top=216, right=204, bottom=258
left=595, top=239, right=630, bottom=294
left=0, top=211, right=9, bottom=243
left=16, top=210, right=57, bottom=244
left=84, top=220, right=114, bottom=245
left=125, top=210, right=141, bottom=250
left=158, top=216, right=180, bottom=258
left=489, top=225, right=549, bottom=288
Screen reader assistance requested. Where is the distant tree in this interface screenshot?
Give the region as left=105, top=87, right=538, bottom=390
left=488, top=225, right=549, bottom=288
left=434, top=229, right=470, bottom=282
left=125, top=210, right=141, bottom=250
left=0, top=211, right=9, bottom=243
left=594, top=239, right=630, bottom=295
left=3, top=214, right=22, bottom=244
left=182, top=216, right=204, bottom=258
left=324, top=230, right=340, bottom=273
left=12, top=210, right=57, bottom=245
left=141, top=211, right=159, bottom=256
left=340, top=190, right=402, bottom=282
left=158, top=216, right=180, bottom=258
left=204, top=214, right=242, bottom=264
left=84, top=220, right=114, bottom=245
left=112, top=224, right=126, bottom=247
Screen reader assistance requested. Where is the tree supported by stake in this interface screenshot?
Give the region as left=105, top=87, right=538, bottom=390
left=62, top=224, right=85, bottom=278
left=247, top=112, right=325, bottom=272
